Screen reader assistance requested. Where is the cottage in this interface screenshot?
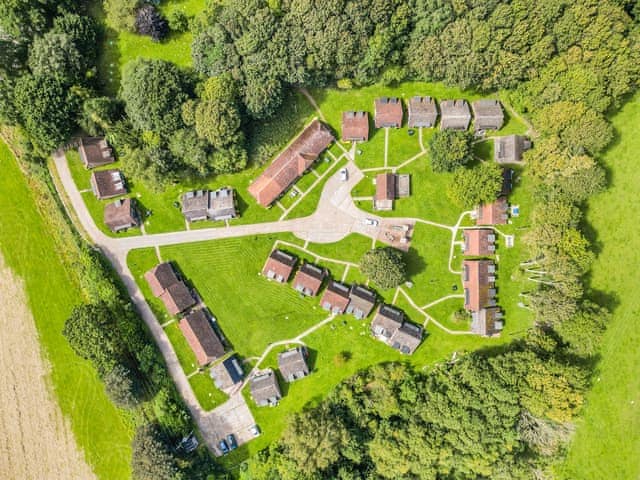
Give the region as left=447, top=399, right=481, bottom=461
left=371, top=304, right=404, bottom=340
left=439, top=100, right=472, bottom=130
left=462, top=260, right=496, bottom=312
left=250, top=369, right=282, bottom=407
left=278, top=347, right=310, bottom=382
left=104, top=198, right=139, bottom=233
left=342, top=111, right=369, bottom=142
left=471, top=307, right=504, bottom=336
left=374, top=173, right=411, bottom=211
left=463, top=229, right=496, bottom=256
left=476, top=197, right=509, bottom=225
left=262, top=249, right=298, bottom=283
left=320, top=280, right=351, bottom=314
left=374, top=97, right=403, bottom=128
left=208, top=187, right=237, bottom=220
left=248, top=119, right=334, bottom=207
left=472, top=99, right=504, bottom=132
left=90, top=169, right=127, bottom=200
left=181, top=190, right=209, bottom=222
left=389, top=322, right=423, bottom=354
left=494, top=135, right=531, bottom=164
left=346, top=285, right=377, bottom=319
left=407, top=96, right=438, bottom=128
left=210, top=355, right=244, bottom=391
left=179, top=309, right=225, bottom=366
left=78, top=137, right=115, bottom=169
left=160, top=281, right=196, bottom=316
left=145, top=262, right=180, bottom=297
left=293, top=262, right=327, bottom=296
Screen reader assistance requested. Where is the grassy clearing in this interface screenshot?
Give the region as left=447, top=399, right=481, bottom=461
left=0, top=141, right=132, bottom=479
left=189, top=372, right=228, bottom=412
left=560, top=94, right=640, bottom=480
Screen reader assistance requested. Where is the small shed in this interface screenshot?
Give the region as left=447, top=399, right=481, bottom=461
left=342, top=111, right=369, bottom=142
left=320, top=280, right=351, bottom=314
left=472, top=99, right=504, bottom=132
left=389, top=322, right=423, bottom=354
left=104, top=198, right=139, bottom=233
left=179, top=309, right=225, bottom=366
left=278, top=347, right=310, bottom=382
left=250, top=369, right=282, bottom=407
left=181, top=190, right=209, bottom=222
left=90, top=169, right=127, bottom=200
left=79, top=137, right=115, bottom=169
left=374, top=97, right=403, bottom=128
left=407, top=96, right=438, bottom=128
left=439, top=100, right=471, bottom=130
left=494, top=135, right=531, bottom=164
left=476, top=197, right=509, bottom=225
left=262, top=249, right=298, bottom=283
left=293, top=262, right=327, bottom=296
left=210, top=355, right=244, bottom=391
left=463, top=229, right=496, bottom=256
left=346, top=285, right=377, bottom=319
left=471, top=307, right=504, bottom=336
left=371, top=304, right=404, bottom=340
left=145, top=262, right=180, bottom=297
left=159, top=281, right=196, bottom=316
left=208, top=187, right=237, bottom=221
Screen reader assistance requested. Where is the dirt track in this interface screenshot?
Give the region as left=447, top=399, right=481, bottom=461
left=0, top=255, right=96, bottom=480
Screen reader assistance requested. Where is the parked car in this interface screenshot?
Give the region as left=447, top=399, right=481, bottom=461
left=339, top=168, right=348, bottom=181
left=363, top=218, right=379, bottom=226
left=226, top=434, right=238, bottom=450
left=249, top=425, right=261, bottom=437
left=218, top=439, right=230, bottom=455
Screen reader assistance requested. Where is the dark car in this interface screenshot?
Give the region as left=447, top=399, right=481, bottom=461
left=226, top=434, right=238, bottom=450
left=218, top=439, right=230, bottom=455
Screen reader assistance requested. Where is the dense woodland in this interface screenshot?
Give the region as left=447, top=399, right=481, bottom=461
left=1, top=0, right=640, bottom=478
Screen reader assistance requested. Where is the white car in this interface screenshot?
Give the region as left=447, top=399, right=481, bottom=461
left=339, top=168, right=348, bottom=182
left=363, top=218, right=379, bottom=226
left=249, top=425, right=261, bottom=437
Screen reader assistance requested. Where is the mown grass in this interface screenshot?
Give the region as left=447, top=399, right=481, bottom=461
left=560, top=94, right=640, bottom=480
left=0, top=141, right=133, bottom=479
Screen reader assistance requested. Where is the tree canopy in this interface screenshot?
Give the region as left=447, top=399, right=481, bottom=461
left=447, top=161, right=503, bottom=208
left=360, top=247, right=407, bottom=290
left=428, top=129, right=474, bottom=173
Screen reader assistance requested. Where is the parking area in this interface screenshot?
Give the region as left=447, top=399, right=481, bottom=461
left=201, top=392, right=257, bottom=456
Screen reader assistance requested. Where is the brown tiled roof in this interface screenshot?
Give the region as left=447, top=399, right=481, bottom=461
left=346, top=285, right=377, bottom=319
left=263, top=249, right=298, bottom=282
left=440, top=100, right=471, bottom=130
left=389, top=322, right=423, bottom=354
left=293, top=263, right=327, bottom=296
left=374, top=97, right=403, bottom=128
left=250, top=369, right=282, bottom=406
left=179, top=310, right=225, bottom=366
left=408, top=96, right=438, bottom=127
left=471, top=307, right=504, bottom=336
left=79, top=137, right=115, bottom=169
left=375, top=173, right=396, bottom=201
left=278, top=347, right=309, bottom=382
left=145, top=262, right=180, bottom=297
left=104, top=198, right=139, bottom=232
left=159, top=281, right=196, bottom=315
left=320, top=280, right=351, bottom=313
left=494, top=135, right=531, bottom=164
left=462, top=260, right=496, bottom=312
left=342, top=111, right=369, bottom=141
left=472, top=99, right=504, bottom=131
left=463, top=229, right=495, bottom=256
left=90, top=169, right=127, bottom=199
left=476, top=197, right=509, bottom=225
left=248, top=119, right=334, bottom=207
left=371, top=304, right=404, bottom=339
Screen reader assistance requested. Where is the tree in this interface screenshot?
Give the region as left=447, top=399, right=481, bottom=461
left=194, top=75, right=243, bottom=148
left=105, top=0, right=139, bottom=32
left=28, top=32, right=83, bottom=84
left=555, top=302, right=609, bottom=357
left=104, top=363, right=140, bottom=409
left=120, top=58, right=189, bottom=137
left=360, top=247, right=406, bottom=289
left=428, top=129, right=474, bottom=172
left=168, top=10, right=189, bottom=33
left=52, top=11, right=99, bottom=61
left=136, top=4, right=169, bottom=42
left=208, top=144, right=248, bottom=174
left=168, top=129, right=210, bottom=176
left=447, top=161, right=503, bottom=207
left=131, top=424, right=183, bottom=480
left=80, top=96, right=122, bottom=136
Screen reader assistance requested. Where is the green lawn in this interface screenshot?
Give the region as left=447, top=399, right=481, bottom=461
left=560, top=94, right=640, bottom=480
left=189, top=371, right=229, bottom=412
left=0, top=141, right=133, bottom=479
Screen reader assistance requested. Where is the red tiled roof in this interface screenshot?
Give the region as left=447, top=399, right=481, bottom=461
left=320, top=280, right=351, bottom=313
left=342, top=111, right=369, bottom=141
left=159, top=281, right=196, bottom=315
left=463, top=229, right=495, bottom=256
left=374, top=98, right=403, bottom=128
left=262, top=250, right=298, bottom=282
left=375, top=173, right=396, bottom=201
left=462, top=260, right=495, bottom=311
left=293, top=263, right=327, bottom=296
left=476, top=197, right=509, bottom=225
left=248, top=120, right=334, bottom=207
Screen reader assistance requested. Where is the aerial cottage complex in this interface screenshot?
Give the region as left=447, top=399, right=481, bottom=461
left=320, top=280, right=351, bottom=314
left=262, top=249, right=298, bottom=283
left=346, top=285, right=377, bottom=319
left=374, top=97, right=403, bottom=128
left=90, top=169, right=127, bottom=200
left=462, top=260, right=497, bottom=312
left=145, top=262, right=197, bottom=315
left=471, top=99, right=504, bottom=131
left=439, top=100, right=472, bottom=130
left=78, top=137, right=115, bottom=168
left=371, top=305, right=423, bottom=354
left=248, top=119, right=334, bottom=207
left=210, top=355, right=244, bottom=391
left=407, top=96, right=438, bottom=127
left=476, top=197, right=509, bottom=225
left=374, top=172, right=411, bottom=211
left=494, top=135, right=532, bottom=164
left=104, top=198, right=139, bottom=233
left=341, top=111, right=369, bottom=141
